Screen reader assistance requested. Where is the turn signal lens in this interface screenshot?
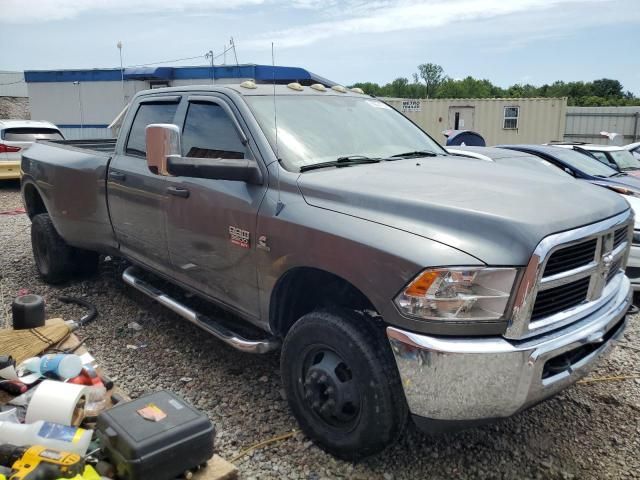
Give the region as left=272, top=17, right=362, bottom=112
left=395, top=268, right=518, bottom=321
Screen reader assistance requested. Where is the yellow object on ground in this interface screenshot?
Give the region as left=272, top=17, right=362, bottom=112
left=66, top=465, right=101, bottom=480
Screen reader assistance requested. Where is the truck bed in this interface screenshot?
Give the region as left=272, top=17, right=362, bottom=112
left=46, top=138, right=117, bottom=154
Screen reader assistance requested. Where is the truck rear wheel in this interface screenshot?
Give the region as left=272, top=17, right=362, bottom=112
left=31, top=213, right=98, bottom=284
left=280, top=309, right=407, bottom=460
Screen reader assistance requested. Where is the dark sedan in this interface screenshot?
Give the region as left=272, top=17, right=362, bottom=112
left=497, top=144, right=640, bottom=195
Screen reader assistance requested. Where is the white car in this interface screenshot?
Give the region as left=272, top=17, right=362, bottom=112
left=622, top=195, right=640, bottom=291
left=626, top=141, right=640, bottom=161
left=0, top=120, right=64, bottom=180
left=549, top=142, right=640, bottom=176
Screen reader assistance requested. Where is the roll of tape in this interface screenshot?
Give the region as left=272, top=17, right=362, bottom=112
left=25, top=380, right=88, bottom=426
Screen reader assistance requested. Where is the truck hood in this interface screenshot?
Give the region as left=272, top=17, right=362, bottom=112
left=297, top=157, right=629, bottom=265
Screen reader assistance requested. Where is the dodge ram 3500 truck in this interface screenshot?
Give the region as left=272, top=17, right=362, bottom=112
left=21, top=83, right=634, bottom=459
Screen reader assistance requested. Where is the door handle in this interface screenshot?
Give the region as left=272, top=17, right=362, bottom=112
left=109, top=171, right=126, bottom=181
left=166, top=186, right=190, bottom=198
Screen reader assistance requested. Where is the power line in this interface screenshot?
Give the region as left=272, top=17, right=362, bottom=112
left=126, top=54, right=206, bottom=68
left=0, top=80, right=25, bottom=86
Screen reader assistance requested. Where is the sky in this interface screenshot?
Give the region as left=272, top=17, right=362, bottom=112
left=1, top=0, right=639, bottom=94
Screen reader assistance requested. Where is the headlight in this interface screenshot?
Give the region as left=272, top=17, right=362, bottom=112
left=395, top=267, right=518, bottom=321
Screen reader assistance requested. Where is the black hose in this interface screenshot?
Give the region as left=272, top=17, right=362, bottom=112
left=58, top=295, right=98, bottom=327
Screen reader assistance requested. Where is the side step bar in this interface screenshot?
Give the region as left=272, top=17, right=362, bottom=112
left=122, top=266, right=280, bottom=354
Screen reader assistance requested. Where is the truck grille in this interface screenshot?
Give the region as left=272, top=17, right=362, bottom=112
left=506, top=211, right=633, bottom=339
left=531, top=277, right=590, bottom=320
left=544, top=238, right=597, bottom=276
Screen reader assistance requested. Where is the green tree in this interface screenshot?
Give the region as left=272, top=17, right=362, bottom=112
left=417, top=63, right=444, bottom=98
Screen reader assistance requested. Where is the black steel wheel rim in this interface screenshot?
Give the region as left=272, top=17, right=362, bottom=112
left=299, top=345, right=362, bottom=430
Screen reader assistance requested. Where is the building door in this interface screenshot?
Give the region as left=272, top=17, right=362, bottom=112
left=449, top=106, right=475, bottom=130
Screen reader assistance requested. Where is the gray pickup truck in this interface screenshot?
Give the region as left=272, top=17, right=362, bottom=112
left=21, top=83, right=634, bottom=459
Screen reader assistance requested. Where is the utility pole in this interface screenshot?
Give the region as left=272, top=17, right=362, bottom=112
left=117, top=41, right=125, bottom=105
left=230, top=37, right=239, bottom=65
left=72, top=81, right=84, bottom=136
left=205, top=50, right=214, bottom=85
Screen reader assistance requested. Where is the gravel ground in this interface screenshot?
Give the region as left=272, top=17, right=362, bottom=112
left=1, top=180, right=639, bottom=479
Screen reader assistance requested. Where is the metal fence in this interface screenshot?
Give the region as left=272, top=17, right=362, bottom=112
left=564, top=107, right=640, bottom=145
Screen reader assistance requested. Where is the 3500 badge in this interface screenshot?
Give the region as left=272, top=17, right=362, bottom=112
left=229, top=226, right=250, bottom=248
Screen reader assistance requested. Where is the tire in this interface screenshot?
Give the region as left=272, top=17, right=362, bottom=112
left=281, top=309, right=408, bottom=460
left=31, top=213, right=98, bottom=284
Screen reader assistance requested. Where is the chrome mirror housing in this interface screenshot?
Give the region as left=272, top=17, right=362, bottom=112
left=145, top=124, right=181, bottom=176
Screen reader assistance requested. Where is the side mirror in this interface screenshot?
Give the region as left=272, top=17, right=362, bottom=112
left=168, top=157, right=263, bottom=184
left=145, top=124, right=181, bottom=176
left=563, top=167, right=575, bottom=177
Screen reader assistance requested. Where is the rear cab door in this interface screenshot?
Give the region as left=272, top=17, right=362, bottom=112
left=107, top=94, right=181, bottom=274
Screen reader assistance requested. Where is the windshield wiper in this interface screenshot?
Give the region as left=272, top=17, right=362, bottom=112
left=300, top=155, right=382, bottom=172
left=611, top=172, right=628, bottom=177
left=387, top=150, right=443, bottom=159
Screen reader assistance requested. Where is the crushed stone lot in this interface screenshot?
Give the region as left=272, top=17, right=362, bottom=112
left=1, top=180, right=639, bottom=480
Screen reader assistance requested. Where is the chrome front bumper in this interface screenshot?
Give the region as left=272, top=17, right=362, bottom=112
left=387, top=276, right=631, bottom=423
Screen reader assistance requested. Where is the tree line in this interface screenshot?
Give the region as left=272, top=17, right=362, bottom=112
left=349, top=63, right=639, bottom=106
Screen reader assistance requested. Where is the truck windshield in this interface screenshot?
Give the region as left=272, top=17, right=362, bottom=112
left=245, top=95, right=446, bottom=171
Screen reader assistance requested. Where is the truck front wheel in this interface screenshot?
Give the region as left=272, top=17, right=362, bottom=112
left=31, top=213, right=98, bottom=284
left=281, top=309, right=408, bottom=460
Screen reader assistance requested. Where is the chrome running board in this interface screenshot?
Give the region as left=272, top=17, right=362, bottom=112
left=122, top=266, right=280, bottom=354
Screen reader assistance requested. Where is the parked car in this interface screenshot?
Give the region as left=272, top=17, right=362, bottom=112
left=498, top=144, right=640, bottom=195
left=625, top=141, right=640, bottom=160
left=21, top=84, right=634, bottom=459
left=499, top=144, right=640, bottom=291
left=0, top=120, right=64, bottom=180
left=549, top=142, right=640, bottom=176
left=446, top=146, right=570, bottom=176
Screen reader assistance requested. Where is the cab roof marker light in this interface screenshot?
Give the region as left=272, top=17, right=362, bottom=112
left=287, top=82, right=304, bottom=91
left=350, top=87, right=365, bottom=94
left=331, top=85, right=348, bottom=93
left=240, top=80, right=257, bottom=89
left=310, top=83, right=327, bottom=92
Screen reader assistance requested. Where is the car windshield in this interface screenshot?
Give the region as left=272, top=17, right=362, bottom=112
left=2, top=128, right=63, bottom=142
left=245, top=95, right=446, bottom=171
left=608, top=150, right=640, bottom=170
left=547, top=147, right=618, bottom=177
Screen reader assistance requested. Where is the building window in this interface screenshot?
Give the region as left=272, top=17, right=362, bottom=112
left=150, top=81, right=170, bottom=89
left=503, top=106, right=519, bottom=129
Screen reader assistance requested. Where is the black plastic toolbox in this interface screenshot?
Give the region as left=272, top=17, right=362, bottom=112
left=96, top=390, right=215, bottom=480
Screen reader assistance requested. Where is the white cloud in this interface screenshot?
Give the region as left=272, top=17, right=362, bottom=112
left=245, top=0, right=617, bottom=48
left=0, top=0, right=266, bottom=24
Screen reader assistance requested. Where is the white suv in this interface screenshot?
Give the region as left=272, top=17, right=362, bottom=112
left=549, top=142, right=640, bottom=176
left=0, top=120, right=64, bottom=180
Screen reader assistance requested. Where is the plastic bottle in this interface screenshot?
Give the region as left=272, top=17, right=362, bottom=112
left=0, top=420, right=92, bottom=455
left=23, top=354, right=83, bottom=379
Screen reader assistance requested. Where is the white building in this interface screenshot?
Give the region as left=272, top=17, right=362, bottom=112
left=25, top=64, right=333, bottom=140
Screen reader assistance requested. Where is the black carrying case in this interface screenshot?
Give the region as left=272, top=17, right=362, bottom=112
left=96, top=390, right=215, bottom=480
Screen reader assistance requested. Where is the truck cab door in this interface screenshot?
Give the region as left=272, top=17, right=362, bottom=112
left=165, top=96, right=267, bottom=320
left=107, top=96, right=181, bottom=273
